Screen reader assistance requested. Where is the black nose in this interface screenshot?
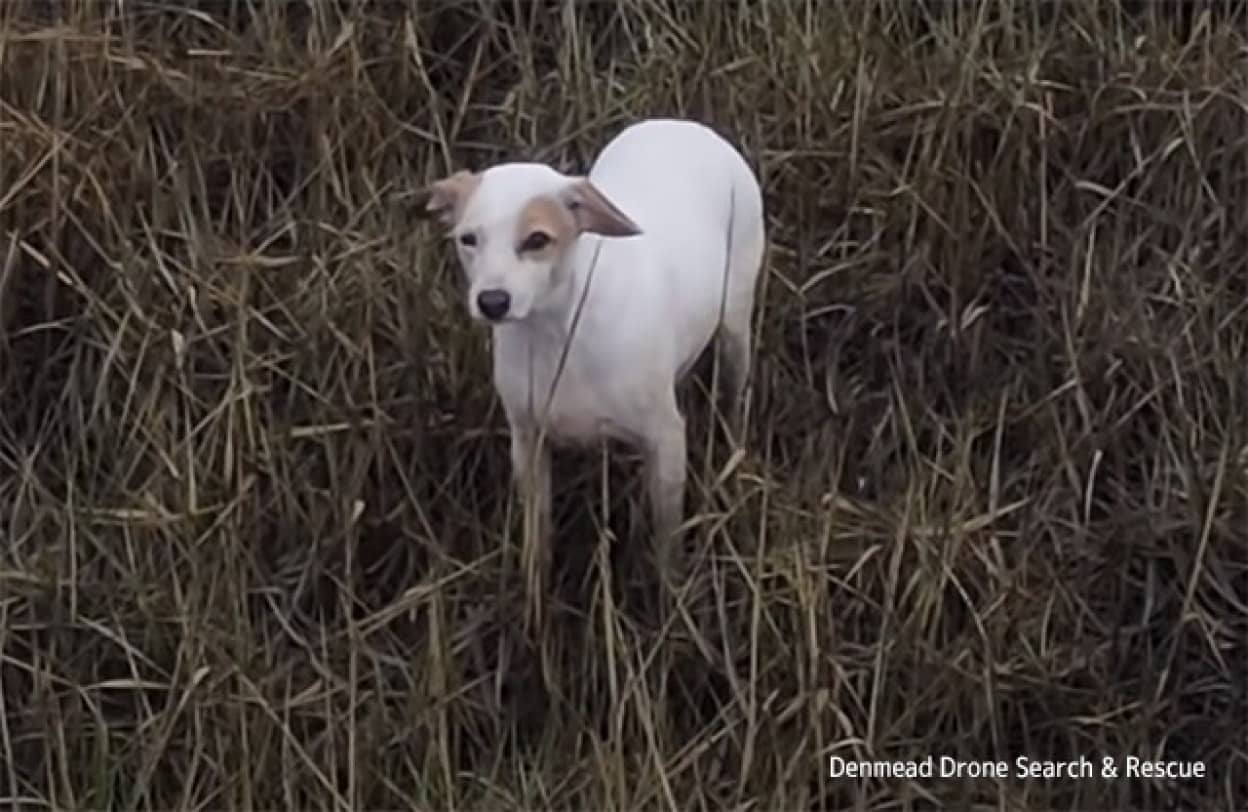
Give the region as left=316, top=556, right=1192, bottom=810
left=476, top=289, right=511, bottom=321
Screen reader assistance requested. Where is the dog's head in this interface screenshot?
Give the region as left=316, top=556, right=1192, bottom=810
left=422, top=163, right=642, bottom=323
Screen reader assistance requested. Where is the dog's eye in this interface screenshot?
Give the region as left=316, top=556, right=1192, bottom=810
left=458, top=232, right=477, bottom=248
left=520, top=231, right=552, bottom=252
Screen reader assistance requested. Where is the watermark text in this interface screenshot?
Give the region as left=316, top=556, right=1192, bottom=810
left=828, top=755, right=1206, bottom=781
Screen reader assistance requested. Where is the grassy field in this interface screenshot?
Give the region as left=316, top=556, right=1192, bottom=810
left=2, top=1, right=1246, bottom=809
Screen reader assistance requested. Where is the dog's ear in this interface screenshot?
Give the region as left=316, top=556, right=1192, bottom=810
left=561, top=178, right=642, bottom=238
left=422, top=170, right=480, bottom=227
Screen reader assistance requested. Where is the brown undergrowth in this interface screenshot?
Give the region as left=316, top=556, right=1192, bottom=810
left=1, top=1, right=1246, bottom=809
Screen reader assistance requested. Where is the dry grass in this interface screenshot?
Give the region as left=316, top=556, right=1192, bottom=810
left=2, top=1, right=1247, bottom=809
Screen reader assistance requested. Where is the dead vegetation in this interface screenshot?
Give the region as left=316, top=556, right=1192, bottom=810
left=1, top=1, right=1246, bottom=809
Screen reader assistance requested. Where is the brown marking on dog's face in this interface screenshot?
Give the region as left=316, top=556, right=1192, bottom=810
left=424, top=170, right=482, bottom=227
left=560, top=178, right=643, bottom=238
left=514, top=195, right=578, bottom=260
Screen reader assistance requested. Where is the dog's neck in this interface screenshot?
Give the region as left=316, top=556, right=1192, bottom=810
left=489, top=253, right=590, bottom=421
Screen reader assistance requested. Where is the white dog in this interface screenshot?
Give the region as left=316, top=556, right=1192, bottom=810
left=423, top=118, right=765, bottom=593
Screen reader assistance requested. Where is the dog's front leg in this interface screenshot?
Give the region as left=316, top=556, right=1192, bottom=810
left=512, top=426, right=552, bottom=629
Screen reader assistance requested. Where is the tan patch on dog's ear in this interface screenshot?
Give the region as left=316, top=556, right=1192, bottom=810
left=424, top=170, right=481, bottom=226
left=514, top=195, right=577, bottom=257
left=560, top=178, right=643, bottom=238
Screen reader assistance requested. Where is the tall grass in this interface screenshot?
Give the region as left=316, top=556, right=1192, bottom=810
left=1, top=1, right=1245, bottom=809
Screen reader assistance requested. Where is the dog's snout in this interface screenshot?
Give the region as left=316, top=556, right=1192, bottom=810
left=477, top=289, right=511, bottom=321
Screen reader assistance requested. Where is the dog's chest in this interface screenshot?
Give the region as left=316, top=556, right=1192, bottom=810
left=492, top=339, right=638, bottom=445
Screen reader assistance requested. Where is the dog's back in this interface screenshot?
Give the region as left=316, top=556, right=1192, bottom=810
left=578, top=118, right=766, bottom=383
